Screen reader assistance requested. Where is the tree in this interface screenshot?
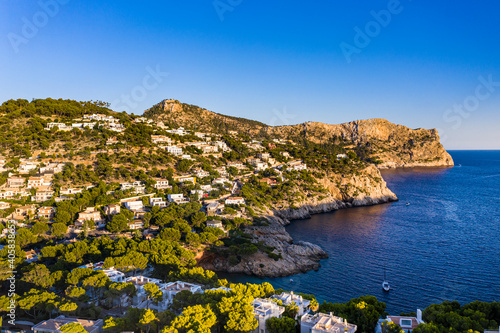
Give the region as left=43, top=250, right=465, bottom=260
left=159, top=228, right=181, bottom=242
left=21, top=264, right=54, bottom=289
left=51, top=223, right=68, bottom=238
left=217, top=294, right=258, bottom=332
left=191, top=212, right=207, bottom=227
left=144, top=283, right=163, bottom=309
left=60, top=322, right=86, bottom=333
left=16, top=228, right=37, bottom=247
left=107, top=213, right=130, bottom=233
left=381, top=321, right=404, bottom=333
left=139, top=309, right=158, bottom=333
left=164, top=304, right=216, bottom=333
left=54, top=210, right=73, bottom=225
left=31, top=222, right=49, bottom=235
left=266, top=317, right=296, bottom=333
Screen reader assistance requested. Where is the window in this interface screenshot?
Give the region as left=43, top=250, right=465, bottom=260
left=400, top=319, right=413, bottom=327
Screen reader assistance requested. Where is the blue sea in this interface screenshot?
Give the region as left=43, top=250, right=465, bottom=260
left=221, top=150, right=500, bottom=313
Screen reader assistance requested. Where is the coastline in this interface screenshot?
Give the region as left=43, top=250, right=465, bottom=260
left=199, top=162, right=454, bottom=278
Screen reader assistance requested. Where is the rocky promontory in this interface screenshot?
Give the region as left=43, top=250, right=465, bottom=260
left=199, top=164, right=398, bottom=277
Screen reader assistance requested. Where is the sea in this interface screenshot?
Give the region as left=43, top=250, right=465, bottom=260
left=220, top=150, right=500, bottom=314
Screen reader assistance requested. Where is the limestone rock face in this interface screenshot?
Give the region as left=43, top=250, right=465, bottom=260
left=270, top=119, right=454, bottom=168
left=199, top=164, right=398, bottom=277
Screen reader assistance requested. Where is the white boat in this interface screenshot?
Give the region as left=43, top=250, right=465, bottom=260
left=382, top=268, right=390, bottom=291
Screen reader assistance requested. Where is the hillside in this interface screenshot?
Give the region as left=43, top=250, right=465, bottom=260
left=145, top=100, right=453, bottom=168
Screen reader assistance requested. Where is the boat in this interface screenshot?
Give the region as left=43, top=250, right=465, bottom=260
left=290, top=279, right=294, bottom=283
left=406, top=202, right=410, bottom=206
left=382, top=268, right=390, bottom=292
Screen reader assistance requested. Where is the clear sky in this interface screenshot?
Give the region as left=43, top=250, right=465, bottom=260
left=1, top=1, right=499, bottom=149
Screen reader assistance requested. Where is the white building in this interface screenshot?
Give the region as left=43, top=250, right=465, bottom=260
left=377, top=310, right=424, bottom=333
left=153, top=179, right=171, bottom=190
left=165, top=146, right=183, bottom=156
left=301, top=313, right=357, bottom=333
left=212, top=177, right=230, bottom=185
left=167, top=194, right=188, bottom=204
left=45, top=123, right=72, bottom=131
left=150, top=197, right=167, bottom=208
left=252, top=298, right=285, bottom=333
left=124, top=200, right=145, bottom=211
left=206, top=220, right=224, bottom=231
left=225, top=197, right=245, bottom=205
left=33, top=315, right=103, bottom=333
left=120, top=181, right=145, bottom=194
left=336, top=154, right=348, bottom=160
left=272, top=291, right=311, bottom=316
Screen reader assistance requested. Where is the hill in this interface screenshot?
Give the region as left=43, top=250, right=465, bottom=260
left=145, top=99, right=454, bottom=168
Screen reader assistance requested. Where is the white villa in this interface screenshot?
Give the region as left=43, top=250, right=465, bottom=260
left=168, top=194, right=188, bottom=204
left=301, top=313, right=357, bottom=333
left=377, top=310, right=424, bottom=333
left=165, top=146, right=183, bottom=155
left=225, top=197, right=245, bottom=205
left=272, top=291, right=311, bottom=316
left=150, top=197, right=167, bottom=208
left=252, top=298, right=285, bottom=333
left=153, top=179, right=171, bottom=190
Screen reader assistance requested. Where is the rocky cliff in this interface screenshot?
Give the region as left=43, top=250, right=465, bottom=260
left=199, top=164, right=398, bottom=277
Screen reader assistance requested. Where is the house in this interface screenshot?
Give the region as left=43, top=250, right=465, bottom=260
left=227, top=162, right=245, bottom=169
left=225, top=197, right=245, bottom=205
left=153, top=179, right=171, bottom=190
left=206, top=202, right=224, bottom=216
left=151, top=135, right=172, bottom=145
left=32, top=315, right=104, bottom=333
left=212, top=177, right=230, bottom=185
left=128, top=220, right=144, bottom=230
left=39, top=162, right=65, bottom=174
left=15, top=205, right=36, bottom=217
left=193, top=169, right=210, bottom=179
left=301, top=312, right=357, bottom=333
left=38, top=206, right=56, bottom=220
left=18, top=161, right=40, bottom=173
left=201, top=145, right=218, bottom=154
left=166, top=127, right=187, bottom=136
left=287, top=160, right=307, bottom=171
left=45, top=123, right=72, bottom=131
left=173, top=175, right=196, bottom=184
left=103, top=204, right=121, bottom=216
left=165, top=146, right=183, bottom=155
left=149, top=197, right=167, bottom=208
left=200, top=184, right=213, bottom=192
left=215, top=166, right=228, bottom=177
left=106, top=137, right=120, bottom=145
left=25, top=250, right=40, bottom=263
left=32, top=190, right=54, bottom=202
left=257, top=153, right=271, bottom=160
left=378, top=310, right=424, bottom=333
left=206, top=220, right=224, bottom=230
left=120, top=181, right=145, bottom=194
left=124, top=200, right=145, bottom=211
left=271, top=291, right=310, bottom=316
left=60, top=187, right=84, bottom=195
left=7, top=177, right=25, bottom=187
left=77, top=207, right=105, bottom=228
left=0, top=202, right=11, bottom=210
left=167, top=194, right=188, bottom=204
left=127, top=277, right=202, bottom=311
left=280, top=151, right=291, bottom=158
left=163, top=281, right=203, bottom=304
left=190, top=190, right=207, bottom=198
left=100, top=268, right=126, bottom=283
left=336, top=154, right=348, bottom=160
left=258, top=178, right=277, bottom=186
left=27, top=177, right=45, bottom=189
left=252, top=298, right=285, bottom=333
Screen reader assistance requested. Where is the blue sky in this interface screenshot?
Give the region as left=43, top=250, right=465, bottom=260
left=1, top=1, right=500, bottom=149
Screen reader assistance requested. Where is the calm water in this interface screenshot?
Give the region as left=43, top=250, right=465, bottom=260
left=221, top=151, right=500, bottom=313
